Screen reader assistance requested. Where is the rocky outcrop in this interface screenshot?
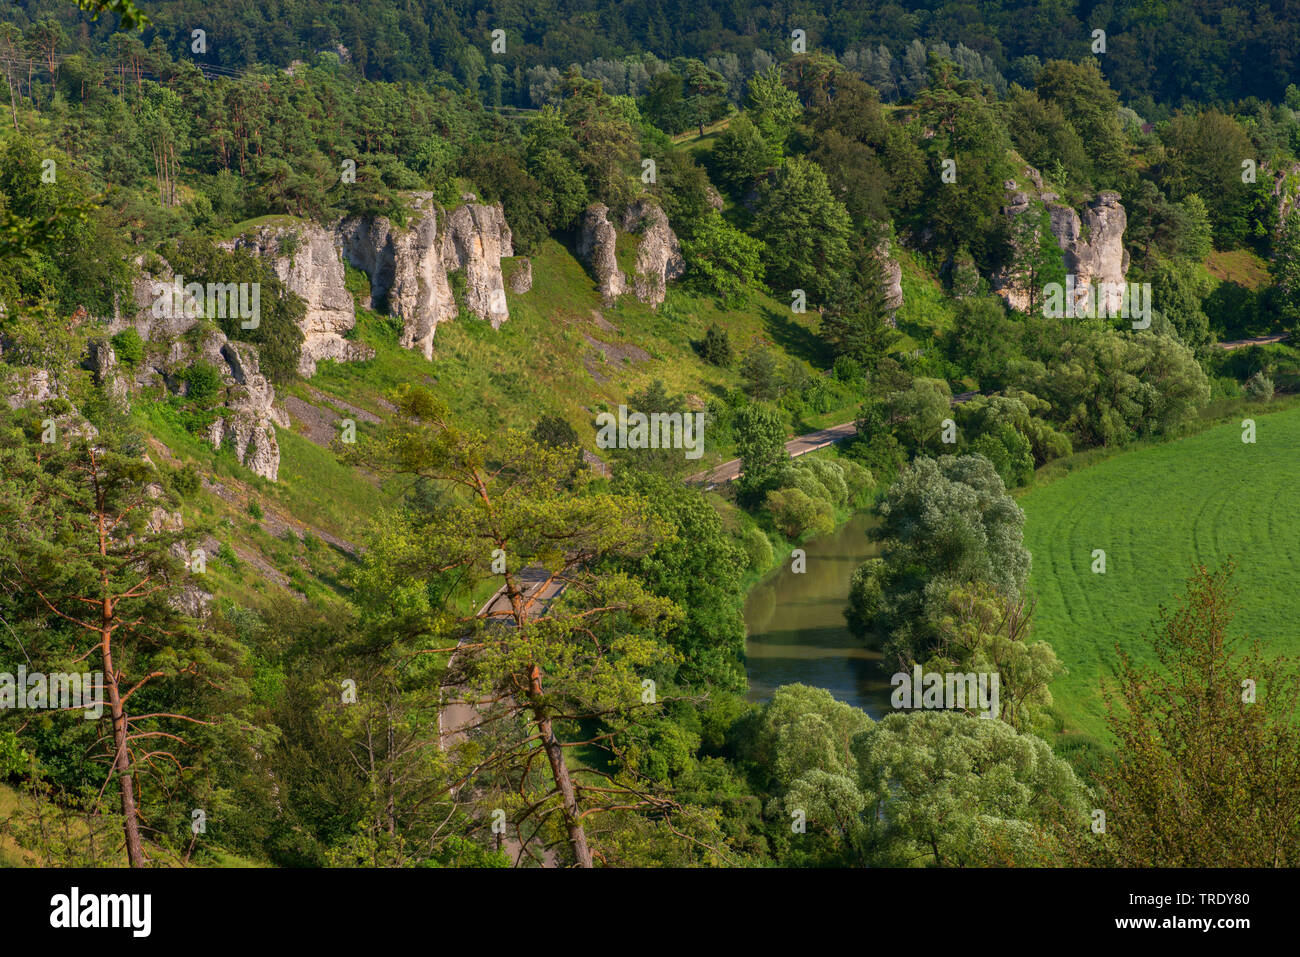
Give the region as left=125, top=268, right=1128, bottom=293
left=222, top=221, right=374, bottom=377
left=579, top=200, right=686, bottom=309
left=577, top=203, right=627, bottom=305
left=337, top=192, right=514, bottom=359
left=993, top=168, right=1129, bottom=314
left=1270, top=161, right=1300, bottom=225
left=877, top=238, right=904, bottom=315
left=87, top=339, right=131, bottom=406
left=203, top=335, right=283, bottom=482
left=112, top=258, right=202, bottom=342
left=444, top=203, right=513, bottom=327
left=4, top=367, right=55, bottom=409
left=621, top=201, right=686, bottom=308
left=1052, top=192, right=1129, bottom=314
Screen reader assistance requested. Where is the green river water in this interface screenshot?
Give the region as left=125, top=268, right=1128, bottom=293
left=743, top=511, right=896, bottom=717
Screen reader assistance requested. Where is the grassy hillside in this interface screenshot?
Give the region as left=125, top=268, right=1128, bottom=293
left=123, top=232, right=852, bottom=616
left=305, top=236, right=847, bottom=455
left=1020, top=402, right=1300, bottom=741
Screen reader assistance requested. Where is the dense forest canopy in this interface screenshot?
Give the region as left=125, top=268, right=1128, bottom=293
left=5, top=0, right=1300, bottom=111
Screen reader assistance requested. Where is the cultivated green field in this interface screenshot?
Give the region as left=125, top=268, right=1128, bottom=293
left=1020, top=403, right=1300, bottom=741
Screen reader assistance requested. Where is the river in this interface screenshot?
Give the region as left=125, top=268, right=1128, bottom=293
left=743, top=511, right=895, bottom=718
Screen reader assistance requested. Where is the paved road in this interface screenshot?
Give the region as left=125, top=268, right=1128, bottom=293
left=690, top=390, right=980, bottom=488
left=1217, top=333, right=1289, bottom=351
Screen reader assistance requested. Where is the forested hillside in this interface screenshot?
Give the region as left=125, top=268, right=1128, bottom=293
left=2, top=0, right=1300, bottom=870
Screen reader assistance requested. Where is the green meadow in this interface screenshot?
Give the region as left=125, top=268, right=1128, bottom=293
left=1020, top=403, right=1300, bottom=742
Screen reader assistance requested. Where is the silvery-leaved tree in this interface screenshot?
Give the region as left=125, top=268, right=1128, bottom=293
left=349, top=386, right=733, bottom=867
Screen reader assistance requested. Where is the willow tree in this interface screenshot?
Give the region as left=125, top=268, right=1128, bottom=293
left=351, top=386, right=729, bottom=867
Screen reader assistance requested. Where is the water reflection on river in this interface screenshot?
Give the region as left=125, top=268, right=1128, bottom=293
left=743, top=511, right=896, bottom=718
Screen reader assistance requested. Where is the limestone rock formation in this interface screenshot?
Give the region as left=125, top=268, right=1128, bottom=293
left=621, top=200, right=686, bottom=308
left=87, top=338, right=131, bottom=406
left=443, top=203, right=513, bottom=327
left=1054, top=191, right=1130, bottom=315
left=202, top=334, right=283, bottom=482
left=222, top=221, right=374, bottom=377
left=113, top=259, right=201, bottom=342
left=877, top=238, right=905, bottom=314
left=577, top=203, right=627, bottom=305
left=578, top=200, right=687, bottom=309
left=338, top=205, right=453, bottom=360
left=992, top=168, right=1130, bottom=314
left=337, top=193, right=514, bottom=358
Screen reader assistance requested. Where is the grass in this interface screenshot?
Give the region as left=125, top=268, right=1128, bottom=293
left=1205, top=248, right=1270, bottom=289
left=893, top=247, right=956, bottom=352
left=124, top=215, right=875, bottom=618
left=1018, top=401, right=1300, bottom=742
left=308, top=237, right=849, bottom=471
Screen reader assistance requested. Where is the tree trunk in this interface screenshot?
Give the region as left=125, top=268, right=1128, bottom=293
left=101, top=606, right=145, bottom=868
left=527, top=664, right=592, bottom=868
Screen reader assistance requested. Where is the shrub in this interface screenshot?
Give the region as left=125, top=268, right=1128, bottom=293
left=740, top=525, right=775, bottom=572
left=110, top=328, right=144, bottom=368
left=765, top=487, right=835, bottom=539
left=1245, top=371, right=1275, bottom=401
left=833, top=355, right=864, bottom=383
left=185, top=361, right=223, bottom=408
left=171, top=463, right=201, bottom=497
left=1209, top=375, right=1244, bottom=401
left=699, top=322, right=733, bottom=367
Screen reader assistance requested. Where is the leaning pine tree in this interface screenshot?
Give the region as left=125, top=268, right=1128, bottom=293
left=0, top=413, right=238, bottom=866
left=349, top=386, right=729, bottom=866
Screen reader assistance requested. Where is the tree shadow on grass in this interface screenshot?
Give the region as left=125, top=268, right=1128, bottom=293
left=759, top=300, right=832, bottom=369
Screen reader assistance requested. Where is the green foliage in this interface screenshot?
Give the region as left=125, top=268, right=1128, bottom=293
left=185, top=360, right=223, bottom=408
left=745, top=65, right=801, bottom=150
left=738, top=525, right=774, bottom=571
left=681, top=210, right=767, bottom=306
left=855, top=710, right=1089, bottom=866
left=531, top=412, right=580, bottom=448
left=752, top=684, right=1088, bottom=866
left=1033, top=59, right=1128, bottom=189
left=698, top=321, right=733, bottom=367
left=163, top=237, right=306, bottom=383
left=1270, top=213, right=1300, bottom=326
left=848, top=454, right=1031, bottom=666
left=752, top=157, right=853, bottom=306
left=611, top=471, right=749, bottom=690
left=733, top=402, right=789, bottom=504
left=110, top=328, right=144, bottom=368
left=708, top=115, right=779, bottom=198
left=1096, top=564, right=1300, bottom=866
left=764, top=486, right=834, bottom=539
left=1012, top=318, right=1211, bottom=447
left=1245, top=370, right=1275, bottom=400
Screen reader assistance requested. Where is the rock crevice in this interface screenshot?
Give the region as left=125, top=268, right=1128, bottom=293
left=337, top=193, right=515, bottom=358
left=578, top=199, right=685, bottom=309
